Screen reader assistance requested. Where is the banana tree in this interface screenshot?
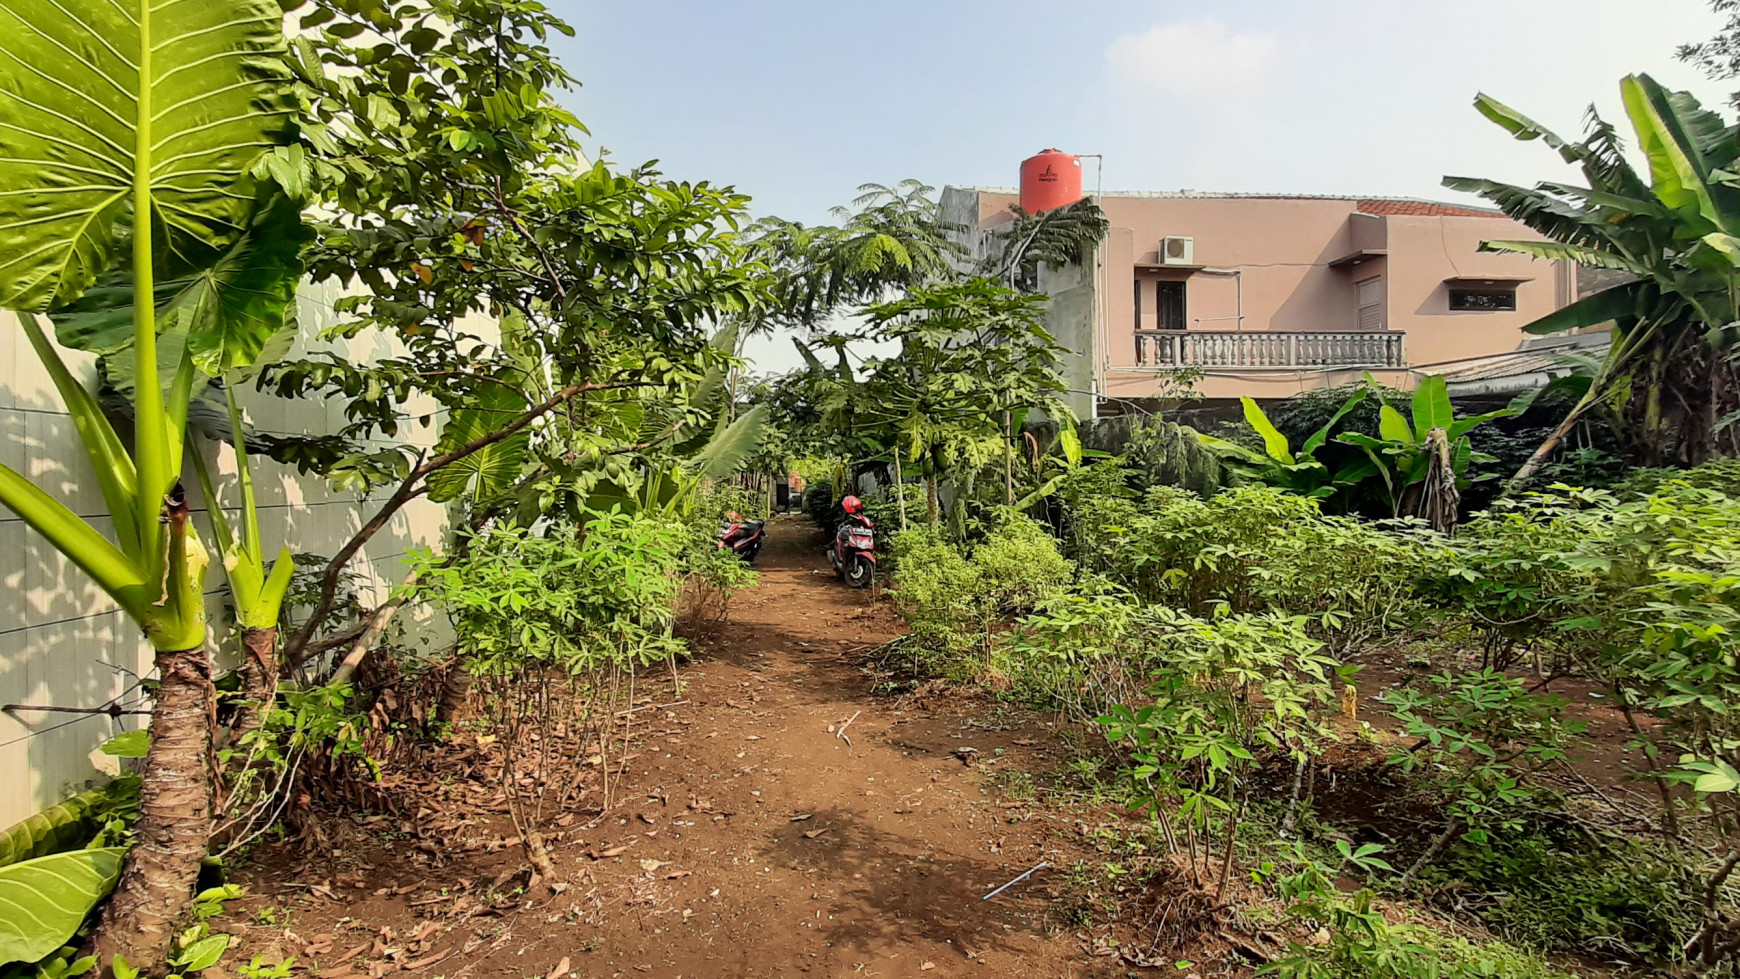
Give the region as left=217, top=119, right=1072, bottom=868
left=1200, top=390, right=1375, bottom=499
left=1334, top=375, right=1509, bottom=525
left=0, top=0, right=295, bottom=966
left=1447, top=74, right=1740, bottom=486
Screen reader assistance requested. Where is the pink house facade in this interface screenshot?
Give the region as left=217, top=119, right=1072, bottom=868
left=940, top=187, right=1577, bottom=416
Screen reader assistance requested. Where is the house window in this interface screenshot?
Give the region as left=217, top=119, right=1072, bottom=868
left=1133, top=278, right=1142, bottom=331
left=1357, top=276, right=1384, bottom=330
left=1448, top=287, right=1517, bottom=311
left=1156, top=281, right=1186, bottom=331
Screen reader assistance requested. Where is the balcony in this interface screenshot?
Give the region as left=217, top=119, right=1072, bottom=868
left=1133, top=330, right=1406, bottom=369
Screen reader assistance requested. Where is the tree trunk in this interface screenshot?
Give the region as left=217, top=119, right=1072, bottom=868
left=924, top=462, right=939, bottom=530
left=436, top=664, right=472, bottom=726
left=523, top=828, right=560, bottom=888
left=895, top=467, right=908, bottom=533
left=1507, top=404, right=1587, bottom=493
left=1400, top=817, right=1463, bottom=888
left=93, top=646, right=215, bottom=970
left=230, top=626, right=277, bottom=746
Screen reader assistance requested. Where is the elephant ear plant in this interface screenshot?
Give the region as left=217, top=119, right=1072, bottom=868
left=0, top=0, right=297, bottom=968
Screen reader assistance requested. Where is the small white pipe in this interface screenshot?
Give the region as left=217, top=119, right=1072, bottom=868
left=1198, top=267, right=1243, bottom=330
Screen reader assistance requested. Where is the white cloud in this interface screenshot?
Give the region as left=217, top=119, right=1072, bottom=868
left=1105, top=19, right=1278, bottom=94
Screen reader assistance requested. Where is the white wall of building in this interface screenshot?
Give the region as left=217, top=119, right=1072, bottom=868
left=0, top=280, right=453, bottom=827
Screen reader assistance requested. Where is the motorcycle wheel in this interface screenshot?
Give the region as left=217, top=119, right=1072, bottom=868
left=845, top=554, right=874, bottom=589
left=744, top=541, right=762, bottom=565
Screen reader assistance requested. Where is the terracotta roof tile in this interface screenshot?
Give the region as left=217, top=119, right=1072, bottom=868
left=1355, top=199, right=1498, bottom=218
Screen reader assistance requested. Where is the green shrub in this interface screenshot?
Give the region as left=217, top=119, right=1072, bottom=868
left=970, top=513, right=1074, bottom=615
left=1098, top=606, right=1341, bottom=896
left=413, top=511, right=688, bottom=675
left=859, top=482, right=924, bottom=541
left=1262, top=842, right=1575, bottom=979
left=1005, top=578, right=1146, bottom=714
left=889, top=527, right=991, bottom=675
left=1434, top=819, right=1700, bottom=963
left=1091, top=485, right=1431, bottom=654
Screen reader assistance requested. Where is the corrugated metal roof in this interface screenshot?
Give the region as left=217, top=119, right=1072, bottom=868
left=1436, top=337, right=1609, bottom=395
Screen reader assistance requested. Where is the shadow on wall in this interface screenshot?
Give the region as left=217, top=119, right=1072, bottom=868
left=0, top=362, right=441, bottom=824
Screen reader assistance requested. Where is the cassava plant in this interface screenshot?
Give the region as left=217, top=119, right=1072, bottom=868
left=0, top=0, right=299, bottom=964
left=1098, top=606, right=1340, bottom=900
left=409, top=514, right=686, bottom=882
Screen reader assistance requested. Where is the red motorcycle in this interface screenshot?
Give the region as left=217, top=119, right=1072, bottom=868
left=718, top=512, right=766, bottom=564
left=826, top=495, right=875, bottom=589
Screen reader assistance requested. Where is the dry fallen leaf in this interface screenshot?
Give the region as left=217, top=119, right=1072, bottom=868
left=547, top=956, right=570, bottom=979
left=803, top=828, right=831, bottom=840
left=921, top=964, right=935, bottom=972
left=790, top=813, right=813, bottom=822
left=639, top=859, right=665, bottom=873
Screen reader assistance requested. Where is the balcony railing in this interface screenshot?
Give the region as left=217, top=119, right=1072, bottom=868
left=1134, top=330, right=1406, bottom=369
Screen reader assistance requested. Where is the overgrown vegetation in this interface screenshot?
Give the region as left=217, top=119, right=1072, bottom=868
left=5, top=2, right=1740, bottom=975
left=877, top=463, right=1740, bottom=973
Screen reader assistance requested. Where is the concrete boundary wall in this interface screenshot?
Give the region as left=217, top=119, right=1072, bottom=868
left=0, top=281, right=454, bottom=827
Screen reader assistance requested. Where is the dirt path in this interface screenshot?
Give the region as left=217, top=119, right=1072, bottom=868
left=232, top=516, right=1117, bottom=979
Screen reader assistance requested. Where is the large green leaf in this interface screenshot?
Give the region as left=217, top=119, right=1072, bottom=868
left=1622, top=74, right=1724, bottom=233
left=690, top=405, right=768, bottom=481
left=1300, top=388, right=1368, bottom=459
left=1411, top=375, right=1452, bottom=441
left=1378, top=404, right=1413, bottom=445
left=688, top=321, right=742, bottom=419
left=0, top=847, right=125, bottom=965
left=1472, top=93, right=1570, bottom=153
left=1520, top=280, right=1654, bottom=336
left=1239, top=397, right=1292, bottom=464
left=0, top=789, right=107, bottom=870
left=0, top=0, right=295, bottom=311
left=426, top=384, right=532, bottom=503
left=53, top=195, right=307, bottom=370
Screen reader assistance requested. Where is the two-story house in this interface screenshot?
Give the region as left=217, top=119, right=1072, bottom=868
left=941, top=156, right=1577, bottom=418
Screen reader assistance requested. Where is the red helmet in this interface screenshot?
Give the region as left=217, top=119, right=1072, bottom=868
left=840, top=495, right=863, bottom=514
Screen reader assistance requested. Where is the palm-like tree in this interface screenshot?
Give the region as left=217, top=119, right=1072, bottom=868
left=752, top=180, right=965, bottom=329
left=1447, top=74, right=1740, bottom=485
left=981, top=197, right=1110, bottom=291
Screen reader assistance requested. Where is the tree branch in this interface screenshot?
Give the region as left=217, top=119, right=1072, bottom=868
left=282, top=379, right=616, bottom=669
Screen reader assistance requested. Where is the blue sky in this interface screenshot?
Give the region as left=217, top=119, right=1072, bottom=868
left=550, top=1, right=1731, bottom=370
left=557, top=1, right=1730, bottom=224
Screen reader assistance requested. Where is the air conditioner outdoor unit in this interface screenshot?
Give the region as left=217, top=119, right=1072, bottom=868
left=1160, top=236, right=1195, bottom=266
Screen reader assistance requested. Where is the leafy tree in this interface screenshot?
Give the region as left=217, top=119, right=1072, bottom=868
left=1447, top=74, right=1740, bottom=485
left=1334, top=375, right=1510, bottom=528
left=980, top=198, right=1110, bottom=291
left=751, top=180, right=965, bottom=329
left=830, top=280, right=1075, bottom=529
left=262, top=0, right=766, bottom=673
left=1680, top=1, right=1740, bottom=112
left=0, top=0, right=301, bottom=963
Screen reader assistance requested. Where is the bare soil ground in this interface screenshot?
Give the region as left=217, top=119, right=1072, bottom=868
left=225, top=517, right=1138, bottom=979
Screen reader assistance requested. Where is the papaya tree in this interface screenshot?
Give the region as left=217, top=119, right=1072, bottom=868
left=0, top=0, right=298, bottom=965
left=837, top=280, right=1076, bottom=531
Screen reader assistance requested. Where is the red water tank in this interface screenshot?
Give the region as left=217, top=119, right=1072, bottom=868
left=1019, top=149, right=1083, bottom=213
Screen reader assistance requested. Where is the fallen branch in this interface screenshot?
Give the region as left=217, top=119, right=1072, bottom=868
left=836, top=710, right=861, bottom=747
left=614, top=699, right=689, bottom=718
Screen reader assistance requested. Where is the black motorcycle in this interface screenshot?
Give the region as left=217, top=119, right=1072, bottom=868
left=718, top=512, right=766, bottom=564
